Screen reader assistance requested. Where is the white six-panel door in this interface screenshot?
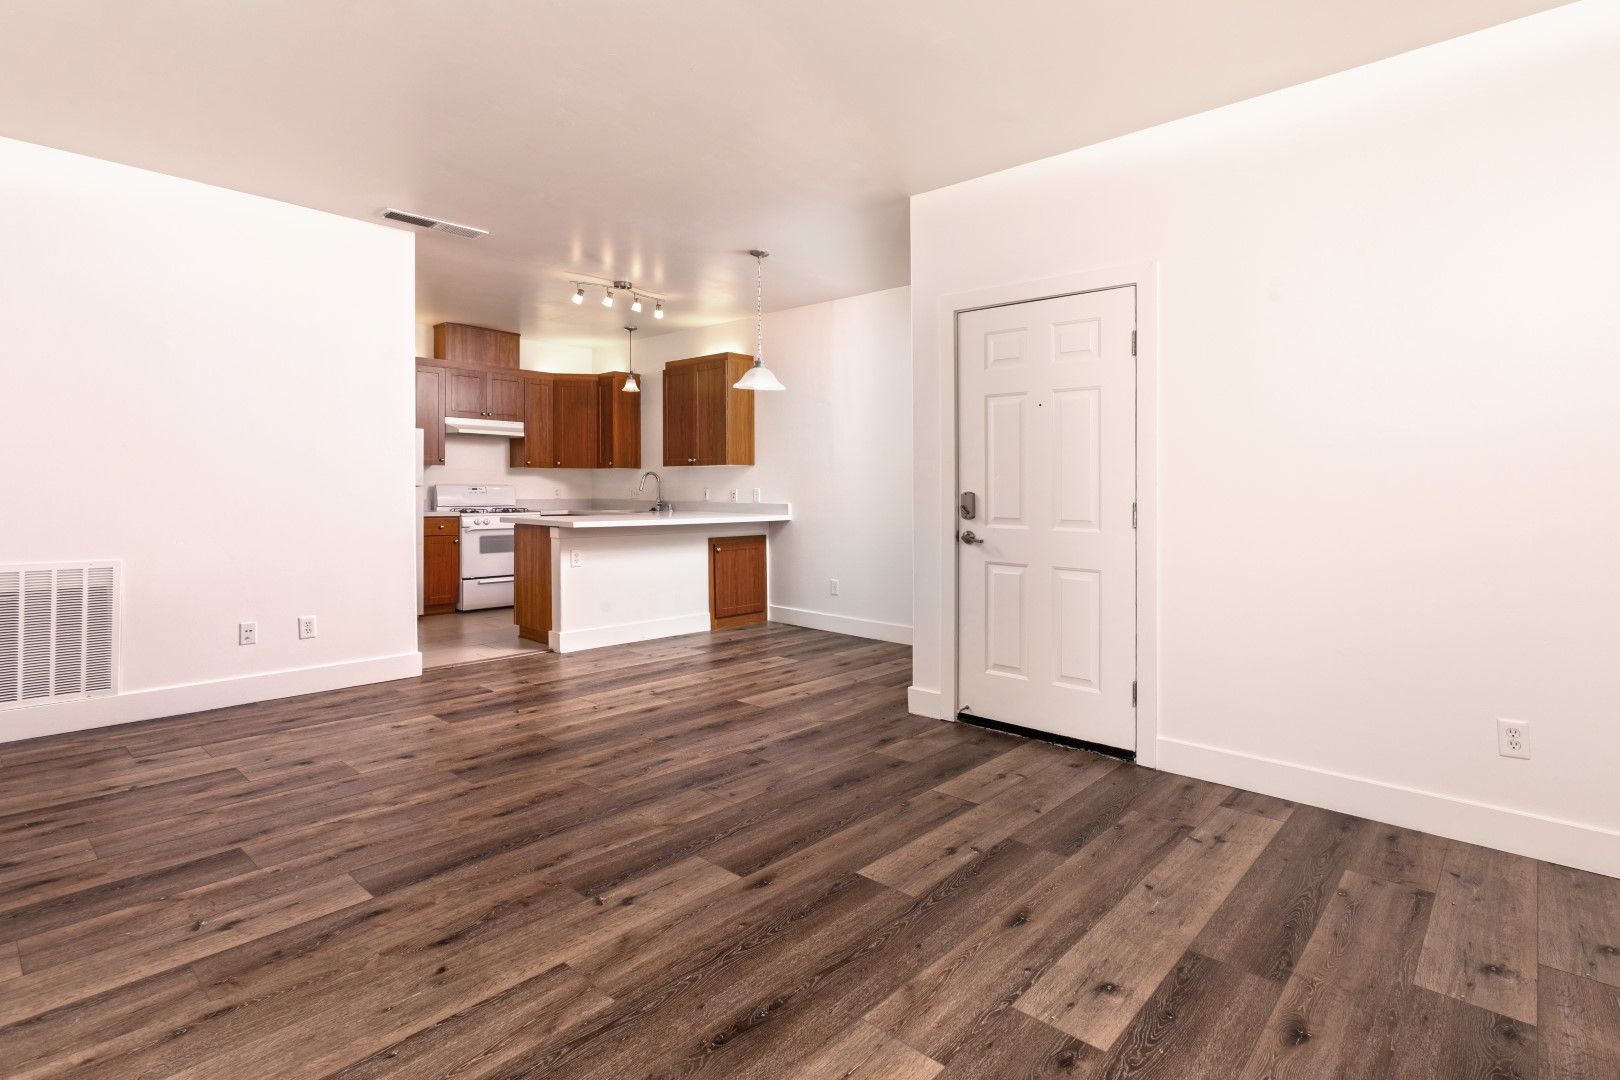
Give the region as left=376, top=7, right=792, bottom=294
left=957, top=286, right=1137, bottom=750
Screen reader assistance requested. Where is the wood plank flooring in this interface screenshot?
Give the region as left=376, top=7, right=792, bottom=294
left=0, top=624, right=1613, bottom=1077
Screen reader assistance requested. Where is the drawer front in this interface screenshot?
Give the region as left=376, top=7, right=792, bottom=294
left=423, top=515, right=460, bottom=537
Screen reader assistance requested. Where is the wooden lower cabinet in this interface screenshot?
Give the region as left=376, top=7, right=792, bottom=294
left=514, top=524, right=551, bottom=643
left=709, top=535, right=767, bottom=629
left=422, top=517, right=460, bottom=615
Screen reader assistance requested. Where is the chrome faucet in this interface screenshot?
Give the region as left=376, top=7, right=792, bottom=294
left=636, top=471, right=669, bottom=513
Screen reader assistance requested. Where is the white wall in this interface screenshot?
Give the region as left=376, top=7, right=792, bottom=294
left=910, top=2, right=1620, bottom=875
left=594, top=287, right=914, bottom=643
left=0, top=136, right=419, bottom=741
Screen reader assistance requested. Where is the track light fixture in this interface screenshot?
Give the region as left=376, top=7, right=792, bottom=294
left=564, top=276, right=668, bottom=321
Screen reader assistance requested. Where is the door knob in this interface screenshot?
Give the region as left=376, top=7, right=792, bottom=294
left=959, top=530, right=984, bottom=545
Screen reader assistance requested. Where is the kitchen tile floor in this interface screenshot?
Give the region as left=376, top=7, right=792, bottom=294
left=417, top=607, right=545, bottom=668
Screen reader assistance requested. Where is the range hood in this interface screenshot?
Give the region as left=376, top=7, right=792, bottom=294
left=444, top=416, right=524, bottom=437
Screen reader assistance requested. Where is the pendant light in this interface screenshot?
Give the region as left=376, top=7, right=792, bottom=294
left=734, top=249, right=785, bottom=392
left=622, top=324, right=640, bottom=393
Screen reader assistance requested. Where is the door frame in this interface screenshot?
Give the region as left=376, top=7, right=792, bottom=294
left=935, top=262, right=1161, bottom=767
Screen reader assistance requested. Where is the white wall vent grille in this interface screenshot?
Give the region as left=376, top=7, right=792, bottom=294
left=0, top=562, right=119, bottom=710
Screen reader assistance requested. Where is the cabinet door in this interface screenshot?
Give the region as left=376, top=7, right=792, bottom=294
left=486, top=372, right=524, bottom=421
left=445, top=369, right=486, bottom=417
left=597, top=372, right=641, bottom=469
left=663, top=366, right=696, bottom=466
left=423, top=534, right=461, bottom=612
left=693, top=358, right=729, bottom=466
left=510, top=374, right=553, bottom=468
left=414, top=364, right=446, bottom=466
left=709, top=535, right=767, bottom=628
left=551, top=375, right=600, bottom=468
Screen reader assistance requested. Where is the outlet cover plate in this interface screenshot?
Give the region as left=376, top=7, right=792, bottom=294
left=1497, top=718, right=1530, bottom=759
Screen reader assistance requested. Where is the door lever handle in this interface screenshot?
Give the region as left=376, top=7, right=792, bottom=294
left=959, top=530, right=984, bottom=545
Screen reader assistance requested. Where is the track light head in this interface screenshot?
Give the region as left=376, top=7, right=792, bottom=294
left=602, top=288, right=614, bottom=308
left=630, top=296, right=643, bottom=313
left=571, top=283, right=584, bottom=305
left=654, top=300, right=664, bottom=319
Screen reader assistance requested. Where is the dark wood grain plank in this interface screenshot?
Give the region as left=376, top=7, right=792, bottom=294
left=1538, top=963, right=1620, bottom=1079
left=1539, top=860, right=1620, bottom=988
left=1415, top=841, right=1539, bottom=1024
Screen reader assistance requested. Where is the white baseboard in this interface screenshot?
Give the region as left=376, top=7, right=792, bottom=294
left=769, top=605, right=912, bottom=645
left=1157, top=735, right=1620, bottom=880
left=0, top=652, right=425, bottom=745
left=549, top=613, right=712, bottom=654
left=907, top=685, right=946, bottom=719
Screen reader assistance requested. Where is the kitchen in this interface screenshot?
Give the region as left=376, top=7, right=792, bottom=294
left=414, top=317, right=793, bottom=668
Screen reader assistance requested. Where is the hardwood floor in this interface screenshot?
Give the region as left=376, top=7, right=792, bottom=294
left=0, top=624, right=1613, bottom=1077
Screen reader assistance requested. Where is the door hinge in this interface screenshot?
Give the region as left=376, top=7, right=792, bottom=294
left=1131, top=502, right=1138, bottom=528
left=1131, top=329, right=1137, bottom=356
left=1131, top=681, right=1138, bottom=707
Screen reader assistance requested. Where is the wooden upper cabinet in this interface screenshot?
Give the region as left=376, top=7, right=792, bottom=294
left=509, top=373, right=554, bottom=469
left=551, top=374, right=600, bottom=468
left=662, top=353, right=755, bottom=466
left=485, top=371, right=524, bottom=421
left=433, top=323, right=519, bottom=369
left=414, top=362, right=446, bottom=467
left=445, top=368, right=486, bottom=417
left=444, top=367, right=524, bottom=421
left=597, top=372, right=642, bottom=469
left=663, top=364, right=697, bottom=466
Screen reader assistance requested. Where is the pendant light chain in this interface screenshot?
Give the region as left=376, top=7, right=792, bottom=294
left=754, top=252, right=765, bottom=367
left=734, top=248, right=784, bottom=391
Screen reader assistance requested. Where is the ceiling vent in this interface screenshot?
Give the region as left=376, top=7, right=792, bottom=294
left=381, top=208, right=488, bottom=239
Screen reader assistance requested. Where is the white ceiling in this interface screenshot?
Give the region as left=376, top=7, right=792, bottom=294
left=0, top=0, right=1567, bottom=349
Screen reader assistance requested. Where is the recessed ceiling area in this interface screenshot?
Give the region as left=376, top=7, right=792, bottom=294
left=0, top=0, right=1568, bottom=349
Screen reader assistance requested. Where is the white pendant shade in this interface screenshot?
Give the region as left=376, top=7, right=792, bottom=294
left=733, top=364, right=785, bottom=392
left=622, top=372, right=640, bottom=392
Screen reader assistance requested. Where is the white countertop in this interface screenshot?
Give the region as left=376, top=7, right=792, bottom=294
left=502, top=509, right=790, bottom=530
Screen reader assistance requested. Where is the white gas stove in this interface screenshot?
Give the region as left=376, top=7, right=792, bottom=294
left=431, top=484, right=533, bottom=610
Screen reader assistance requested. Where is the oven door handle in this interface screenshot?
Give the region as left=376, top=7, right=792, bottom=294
left=469, top=576, right=515, bottom=585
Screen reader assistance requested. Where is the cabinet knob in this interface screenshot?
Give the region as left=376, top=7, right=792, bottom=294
left=453, top=538, right=459, bottom=544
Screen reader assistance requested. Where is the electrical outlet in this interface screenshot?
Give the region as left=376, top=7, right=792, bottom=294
left=829, top=578, right=840, bottom=596
left=298, top=616, right=317, bottom=640
left=752, top=488, right=762, bottom=502
left=703, top=488, right=711, bottom=502
left=728, top=488, right=738, bottom=502
left=1497, top=718, right=1530, bottom=759
left=570, top=549, right=583, bottom=568
left=238, top=621, right=257, bottom=646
